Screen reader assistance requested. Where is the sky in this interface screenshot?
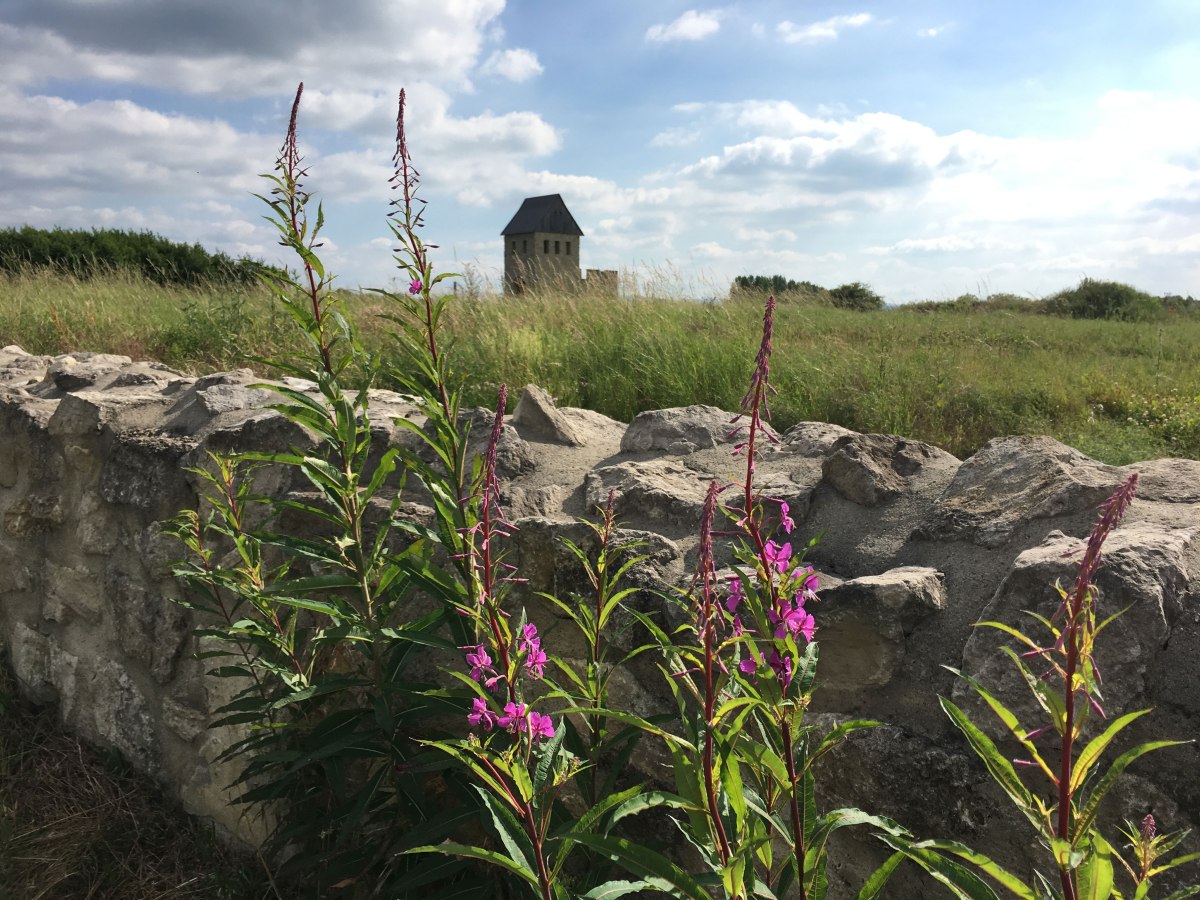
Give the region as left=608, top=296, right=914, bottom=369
left=1, top=0, right=1198, bottom=303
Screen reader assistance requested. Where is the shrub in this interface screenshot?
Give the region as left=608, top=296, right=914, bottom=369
left=1045, top=278, right=1164, bottom=322
left=828, top=281, right=885, bottom=311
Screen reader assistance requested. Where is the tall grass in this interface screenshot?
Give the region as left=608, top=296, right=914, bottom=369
left=3, top=266, right=1199, bottom=463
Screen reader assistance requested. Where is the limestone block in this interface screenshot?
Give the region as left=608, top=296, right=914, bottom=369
left=76, top=491, right=119, bottom=554
left=512, top=384, right=585, bottom=446
left=3, top=493, right=66, bottom=536
left=44, top=353, right=132, bottom=393
left=957, top=523, right=1193, bottom=737
left=621, top=404, right=776, bottom=454
left=162, top=697, right=208, bottom=742
left=109, top=572, right=190, bottom=684
left=586, top=459, right=713, bottom=528
left=43, top=560, right=105, bottom=622
left=776, top=421, right=855, bottom=458
left=100, top=433, right=193, bottom=512
left=85, top=657, right=160, bottom=774
left=822, top=433, right=960, bottom=508
left=920, top=435, right=1125, bottom=548
left=815, top=566, right=947, bottom=694
left=9, top=620, right=80, bottom=711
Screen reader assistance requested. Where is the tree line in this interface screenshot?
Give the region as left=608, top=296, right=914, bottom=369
left=0, top=226, right=272, bottom=287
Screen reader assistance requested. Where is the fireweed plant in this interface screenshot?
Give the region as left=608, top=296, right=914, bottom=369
left=169, top=84, right=520, bottom=898
left=612, top=297, right=905, bottom=900
left=863, top=472, right=1200, bottom=899
left=172, top=83, right=679, bottom=899
left=539, top=489, right=660, bottom=811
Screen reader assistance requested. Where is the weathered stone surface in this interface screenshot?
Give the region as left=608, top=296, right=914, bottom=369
left=621, top=404, right=775, bottom=454
left=512, top=383, right=585, bottom=446
left=921, top=435, right=1125, bottom=548
left=957, top=523, right=1193, bottom=733
left=815, top=566, right=946, bottom=694
left=776, top=420, right=855, bottom=457
left=40, top=353, right=134, bottom=393
left=822, top=433, right=960, bottom=507
left=1, top=361, right=1199, bottom=878
left=4, top=493, right=66, bottom=536
left=586, top=459, right=713, bottom=527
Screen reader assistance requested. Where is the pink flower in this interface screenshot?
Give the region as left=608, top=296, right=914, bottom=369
left=739, top=656, right=757, bottom=676
left=528, top=711, right=556, bottom=742
left=465, top=645, right=492, bottom=682
left=724, top=578, right=744, bottom=614
left=769, top=650, right=793, bottom=690
left=518, top=623, right=548, bottom=679
left=799, top=566, right=818, bottom=594
left=408, top=277, right=422, bottom=294
left=779, top=500, right=795, bottom=534
left=764, top=540, right=792, bottom=574
left=498, top=701, right=528, bottom=734
left=770, top=598, right=816, bottom=642
left=467, top=697, right=499, bottom=732
left=525, top=646, right=547, bottom=679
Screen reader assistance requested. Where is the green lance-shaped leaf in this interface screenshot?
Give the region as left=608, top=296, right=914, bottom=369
left=1070, top=709, right=1151, bottom=794
left=581, top=881, right=655, bottom=899
left=873, top=832, right=1005, bottom=900
left=857, top=850, right=908, bottom=899
left=907, top=840, right=1035, bottom=899
left=475, top=786, right=538, bottom=884
left=1077, top=833, right=1115, bottom=900
left=940, top=696, right=1039, bottom=821
left=1074, top=739, right=1189, bottom=838
left=565, top=833, right=716, bottom=900
left=533, top=721, right=566, bottom=795
left=406, top=842, right=541, bottom=890
left=946, top=666, right=1055, bottom=779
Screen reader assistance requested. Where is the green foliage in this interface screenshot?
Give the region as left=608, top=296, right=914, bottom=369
left=828, top=281, right=885, bottom=311
left=867, top=475, right=1198, bottom=899
left=731, top=274, right=826, bottom=299
left=1045, top=278, right=1166, bottom=323
left=170, top=86, right=488, bottom=897
left=0, top=225, right=275, bottom=286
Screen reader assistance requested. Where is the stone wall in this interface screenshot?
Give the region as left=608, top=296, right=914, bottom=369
left=2, top=347, right=1198, bottom=890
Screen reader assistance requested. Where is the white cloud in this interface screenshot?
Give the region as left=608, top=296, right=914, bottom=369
left=480, top=48, right=543, bottom=83
left=650, top=126, right=702, bottom=148
left=735, top=226, right=798, bottom=243
left=777, top=13, right=873, bottom=44
left=646, top=9, right=722, bottom=43
left=917, top=24, right=950, bottom=38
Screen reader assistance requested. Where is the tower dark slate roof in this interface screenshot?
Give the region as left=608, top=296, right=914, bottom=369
left=501, top=194, right=584, bottom=237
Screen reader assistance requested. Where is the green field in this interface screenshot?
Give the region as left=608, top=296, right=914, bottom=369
left=3, top=266, right=1199, bottom=464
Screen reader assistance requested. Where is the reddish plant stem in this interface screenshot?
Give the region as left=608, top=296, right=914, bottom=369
left=782, top=724, right=809, bottom=900
left=281, top=83, right=333, bottom=378
left=1052, top=472, right=1137, bottom=900
left=697, top=482, right=733, bottom=867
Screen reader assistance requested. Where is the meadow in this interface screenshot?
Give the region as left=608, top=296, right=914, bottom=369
left=3, top=265, right=1199, bottom=464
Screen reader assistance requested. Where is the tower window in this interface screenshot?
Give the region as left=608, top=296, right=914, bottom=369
left=565, top=242, right=571, bottom=256
left=544, top=240, right=549, bottom=254
left=554, top=240, right=560, bottom=254
left=523, top=239, right=528, bottom=252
